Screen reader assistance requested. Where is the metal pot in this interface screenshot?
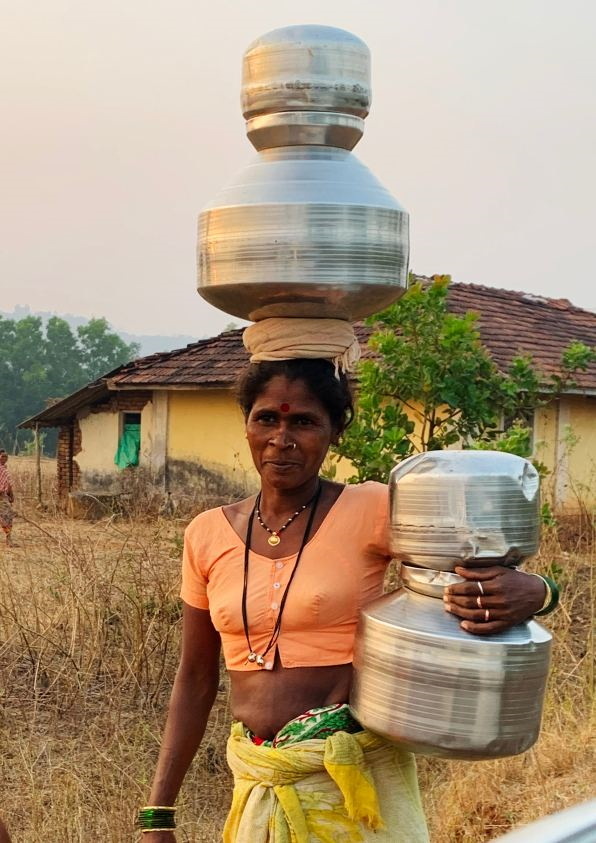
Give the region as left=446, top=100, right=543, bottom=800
left=389, top=450, right=541, bottom=570
left=197, top=25, right=409, bottom=322
left=350, top=584, right=552, bottom=759
left=242, top=24, right=371, bottom=152
left=351, top=448, right=550, bottom=760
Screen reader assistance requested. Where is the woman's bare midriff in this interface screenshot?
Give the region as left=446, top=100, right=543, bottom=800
left=229, top=661, right=354, bottom=739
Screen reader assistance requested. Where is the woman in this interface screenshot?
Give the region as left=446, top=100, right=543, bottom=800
left=0, top=450, right=15, bottom=548
left=141, top=359, right=549, bottom=841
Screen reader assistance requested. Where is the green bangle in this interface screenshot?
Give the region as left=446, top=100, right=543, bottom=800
left=533, top=574, right=560, bottom=616
left=137, top=806, right=176, bottom=832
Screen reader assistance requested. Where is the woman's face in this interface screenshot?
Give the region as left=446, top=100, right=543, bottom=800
left=245, top=376, right=337, bottom=491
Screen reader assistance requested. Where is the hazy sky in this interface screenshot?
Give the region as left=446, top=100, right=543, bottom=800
left=2, top=0, right=595, bottom=339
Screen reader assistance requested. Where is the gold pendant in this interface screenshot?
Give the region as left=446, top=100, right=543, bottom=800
left=268, top=534, right=281, bottom=546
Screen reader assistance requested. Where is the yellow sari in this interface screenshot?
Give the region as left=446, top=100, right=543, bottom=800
left=223, top=722, right=429, bottom=842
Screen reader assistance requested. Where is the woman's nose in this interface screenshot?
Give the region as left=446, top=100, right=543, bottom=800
left=269, top=427, right=294, bottom=449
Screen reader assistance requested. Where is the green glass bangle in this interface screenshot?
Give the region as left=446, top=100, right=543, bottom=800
left=533, top=574, right=560, bottom=616
left=137, top=806, right=176, bottom=831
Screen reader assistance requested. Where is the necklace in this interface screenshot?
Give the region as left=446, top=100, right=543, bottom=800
left=242, top=481, right=322, bottom=668
left=255, top=487, right=320, bottom=546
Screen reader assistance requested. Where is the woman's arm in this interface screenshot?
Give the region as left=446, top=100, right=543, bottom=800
left=0, top=816, right=11, bottom=843
left=443, top=565, right=547, bottom=635
left=144, top=603, right=221, bottom=837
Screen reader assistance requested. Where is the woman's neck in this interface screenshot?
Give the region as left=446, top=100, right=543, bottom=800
left=258, top=477, right=321, bottom=519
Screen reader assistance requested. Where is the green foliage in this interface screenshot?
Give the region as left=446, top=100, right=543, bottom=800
left=335, top=275, right=594, bottom=483
left=474, top=422, right=533, bottom=459
left=560, top=341, right=596, bottom=374
left=77, top=317, right=139, bottom=381
left=540, top=502, right=558, bottom=529
left=0, top=315, right=139, bottom=454
left=336, top=276, right=501, bottom=481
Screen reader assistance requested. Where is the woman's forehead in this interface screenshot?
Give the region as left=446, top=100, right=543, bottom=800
left=253, top=376, right=324, bottom=411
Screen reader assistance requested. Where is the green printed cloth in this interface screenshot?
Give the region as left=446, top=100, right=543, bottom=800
left=246, top=703, right=363, bottom=748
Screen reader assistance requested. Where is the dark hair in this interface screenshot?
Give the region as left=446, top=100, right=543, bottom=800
left=236, top=359, right=354, bottom=434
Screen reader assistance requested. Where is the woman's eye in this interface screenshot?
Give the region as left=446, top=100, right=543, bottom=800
left=256, top=413, right=276, bottom=424
left=296, top=417, right=314, bottom=426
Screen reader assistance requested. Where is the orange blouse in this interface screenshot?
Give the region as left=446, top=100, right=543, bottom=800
left=180, top=482, right=391, bottom=671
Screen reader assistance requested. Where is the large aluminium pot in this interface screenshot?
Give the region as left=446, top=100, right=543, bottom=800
left=197, top=25, right=409, bottom=322
left=350, top=586, right=552, bottom=760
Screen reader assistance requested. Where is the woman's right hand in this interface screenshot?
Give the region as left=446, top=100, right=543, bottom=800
left=139, top=833, right=176, bottom=842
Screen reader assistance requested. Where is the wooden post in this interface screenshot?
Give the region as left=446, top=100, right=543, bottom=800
left=35, top=423, right=42, bottom=507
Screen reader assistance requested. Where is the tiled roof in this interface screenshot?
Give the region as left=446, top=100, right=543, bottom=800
left=446, top=284, right=596, bottom=388
left=20, top=282, right=596, bottom=428
left=109, top=282, right=596, bottom=391
left=108, top=330, right=251, bottom=388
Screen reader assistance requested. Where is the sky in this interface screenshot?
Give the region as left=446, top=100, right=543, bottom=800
left=1, top=0, right=595, bottom=340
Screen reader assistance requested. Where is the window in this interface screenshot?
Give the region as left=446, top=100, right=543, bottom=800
left=123, top=412, right=141, bottom=427
left=114, top=412, right=141, bottom=468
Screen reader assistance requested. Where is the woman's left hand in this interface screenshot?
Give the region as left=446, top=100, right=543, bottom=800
left=443, top=566, right=546, bottom=635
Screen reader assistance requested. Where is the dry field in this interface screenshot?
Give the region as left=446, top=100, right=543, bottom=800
left=0, top=457, right=594, bottom=842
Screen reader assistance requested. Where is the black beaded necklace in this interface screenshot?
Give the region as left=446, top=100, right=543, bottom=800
left=242, top=481, right=322, bottom=668
left=255, top=489, right=318, bottom=546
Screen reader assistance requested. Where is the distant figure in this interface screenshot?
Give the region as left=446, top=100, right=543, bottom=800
left=0, top=449, right=16, bottom=547
left=0, top=816, right=12, bottom=843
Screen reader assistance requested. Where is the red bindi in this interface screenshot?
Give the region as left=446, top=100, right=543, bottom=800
left=279, top=403, right=290, bottom=413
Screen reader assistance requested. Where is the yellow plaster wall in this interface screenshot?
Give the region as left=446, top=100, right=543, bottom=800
left=77, top=401, right=154, bottom=480
left=563, top=396, right=596, bottom=510
left=533, top=398, right=595, bottom=512
left=77, top=411, right=120, bottom=473
left=140, top=400, right=153, bottom=468
left=533, top=403, right=558, bottom=476
left=167, top=390, right=257, bottom=489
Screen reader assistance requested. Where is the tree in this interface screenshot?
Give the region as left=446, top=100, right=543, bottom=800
left=45, top=317, right=85, bottom=396
left=0, top=315, right=139, bottom=453
left=335, top=276, right=595, bottom=483
left=77, top=318, right=140, bottom=381
left=0, top=316, right=49, bottom=452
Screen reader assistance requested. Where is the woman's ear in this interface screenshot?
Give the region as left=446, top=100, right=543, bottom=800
left=330, top=427, right=343, bottom=446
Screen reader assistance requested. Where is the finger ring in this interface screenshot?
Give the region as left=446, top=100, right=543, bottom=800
left=476, top=595, right=483, bottom=609
left=478, top=582, right=484, bottom=595
left=485, top=609, right=490, bottom=622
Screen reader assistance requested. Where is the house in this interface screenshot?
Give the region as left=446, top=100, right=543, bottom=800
left=19, top=283, right=596, bottom=514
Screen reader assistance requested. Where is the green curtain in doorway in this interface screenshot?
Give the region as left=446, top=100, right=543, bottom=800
left=114, top=423, right=141, bottom=468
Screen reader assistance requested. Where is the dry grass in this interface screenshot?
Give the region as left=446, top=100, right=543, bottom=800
left=1, top=458, right=594, bottom=841
left=418, top=523, right=595, bottom=842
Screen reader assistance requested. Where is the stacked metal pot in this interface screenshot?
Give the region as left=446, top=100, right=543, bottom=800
left=196, top=25, right=409, bottom=321
left=350, top=451, right=552, bottom=759
left=196, top=26, right=552, bottom=761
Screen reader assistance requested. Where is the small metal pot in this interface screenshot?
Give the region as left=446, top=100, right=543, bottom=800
left=389, top=451, right=541, bottom=570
